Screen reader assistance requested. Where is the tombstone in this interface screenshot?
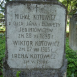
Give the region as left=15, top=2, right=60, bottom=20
left=69, top=12, right=77, bottom=51
left=3, top=0, right=67, bottom=77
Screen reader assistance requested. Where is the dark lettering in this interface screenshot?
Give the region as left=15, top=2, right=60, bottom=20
left=15, top=14, right=30, bottom=19
left=19, top=27, right=27, bottom=32
left=13, top=41, right=33, bottom=46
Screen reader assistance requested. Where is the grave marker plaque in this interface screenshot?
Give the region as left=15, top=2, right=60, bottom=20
left=3, top=1, right=67, bottom=77
left=69, top=13, right=77, bottom=51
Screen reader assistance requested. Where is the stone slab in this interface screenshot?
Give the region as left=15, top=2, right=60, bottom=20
left=6, top=1, right=66, bottom=69
left=3, top=1, right=67, bottom=77
left=69, top=13, right=77, bottom=51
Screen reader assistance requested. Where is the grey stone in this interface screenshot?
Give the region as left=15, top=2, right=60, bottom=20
left=3, top=0, right=67, bottom=77
left=69, top=12, right=77, bottom=51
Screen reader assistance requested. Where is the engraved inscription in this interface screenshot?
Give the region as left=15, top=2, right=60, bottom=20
left=7, top=3, right=66, bottom=69
left=15, top=14, right=30, bottom=20
left=33, top=14, right=56, bottom=20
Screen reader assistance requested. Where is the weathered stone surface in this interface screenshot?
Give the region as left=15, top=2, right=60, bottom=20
left=3, top=57, right=67, bottom=77
left=3, top=1, right=67, bottom=77
left=69, top=12, right=77, bottom=51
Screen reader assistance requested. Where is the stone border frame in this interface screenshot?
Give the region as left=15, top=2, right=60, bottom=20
left=3, top=1, right=67, bottom=77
